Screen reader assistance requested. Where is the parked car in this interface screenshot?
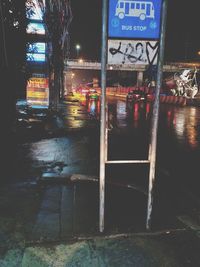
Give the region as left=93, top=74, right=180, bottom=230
left=64, top=92, right=79, bottom=102
left=126, top=90, right=146, bottom=103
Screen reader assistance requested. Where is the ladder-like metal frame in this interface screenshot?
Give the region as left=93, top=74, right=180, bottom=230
left=99, top=0, right=168, bottom=233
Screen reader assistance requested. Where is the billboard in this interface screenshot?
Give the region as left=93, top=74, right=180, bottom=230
left=26, top=42, right=46, bottom=62
left=107, top=39, right=159, bottom=65
left=27, top=77, right=49, bottom=88
left=26, top=0, right=45, bottom=21
left=26, top=77, right=49, bottom=107
left=108, top=0, right=162, bottom=39
left=26, top=53, right=46, bottom=62
left=26, top=22, right=45, bottom=35
left=27, top=42, right=46, bottom=54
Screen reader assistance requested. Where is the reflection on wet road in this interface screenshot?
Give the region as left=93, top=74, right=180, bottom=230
left=20, top=99, right=102, bottom=180
left=13, top=97, right=200, bottom=230
left=16, top=97, right=200, bottom=183
left=108, top=98, right=200, bottom=152
left=61, top=99, right=100, bottom=130
left=85, top=97, right=200, bottom=200
left=160, top=105, right=200, bottom=150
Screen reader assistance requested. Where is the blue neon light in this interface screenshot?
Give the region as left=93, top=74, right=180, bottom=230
left=27, top=23, right=45, bottom=35
left=26, top=53, right=46, bottom=62
left=26, top=0, right=45, bottom=21
left=27, top=43, right=46, bottom=54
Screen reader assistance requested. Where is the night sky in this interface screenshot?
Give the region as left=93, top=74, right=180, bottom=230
left=69, top=0, right=200, bottom=62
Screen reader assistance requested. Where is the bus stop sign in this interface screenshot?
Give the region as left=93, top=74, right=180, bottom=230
left=108, top=0, right=162, bottom=39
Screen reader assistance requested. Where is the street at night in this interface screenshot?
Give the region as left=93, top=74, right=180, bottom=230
left=1, top=0, right=200, bottom=265
left=13, top=97, right=200, bottom=229
left=1, top=96, right=200, bottom=265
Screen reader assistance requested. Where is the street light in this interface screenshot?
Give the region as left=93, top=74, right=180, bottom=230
left=78, top=58, right=83, bottom=63
left=75, top=44, right=81, bottom=58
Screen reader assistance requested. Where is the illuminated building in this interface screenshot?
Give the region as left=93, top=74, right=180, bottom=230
left=25, top=0, right=72, bottom=107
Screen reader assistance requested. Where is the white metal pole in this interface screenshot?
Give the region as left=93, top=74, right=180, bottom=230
left=146, top=0, right=168, bottom=230
left=99, top=0, right=108, bottom=233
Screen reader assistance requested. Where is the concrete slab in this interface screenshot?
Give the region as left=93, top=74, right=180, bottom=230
left=30, top=178, right=150, bottom=241
left=40, top=186, right=61, bottom=213
left=29, top=182, right=99, bottom=241
left=39, top=172, right=71, bottom=184
left=70, top=173, right=98, bottom=182
left=73, top=183, right=99, bottom=235
left=31, top=213, right=60, bottom=241
left=29, top=186, right=62, bottom=241
left=60, top=185, right=74, bottom=238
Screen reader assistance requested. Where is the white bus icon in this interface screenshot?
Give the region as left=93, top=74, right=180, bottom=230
left=115, top=0, right=155, bottom=20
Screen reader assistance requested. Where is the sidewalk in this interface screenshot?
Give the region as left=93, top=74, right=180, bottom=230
left=1, top=100, right=200, bottom=266
left=21, top=230, right=200, bottom=267
left=1, top=178, right=200, bottom=266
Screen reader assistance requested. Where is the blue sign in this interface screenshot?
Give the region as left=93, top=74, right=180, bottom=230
left=108, top=0, right=162, bottom=39
left=27, top=43, right=46, bottom=54
left=26, top=53, right=46, bottom=62
left=27, top=23, right=45, bottom=35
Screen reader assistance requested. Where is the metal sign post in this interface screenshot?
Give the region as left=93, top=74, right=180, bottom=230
left=100, top=0, right=167, bottom=233
left=146, top=0, right=168, bottom=230
left=99, top=0, right=108, bottom=233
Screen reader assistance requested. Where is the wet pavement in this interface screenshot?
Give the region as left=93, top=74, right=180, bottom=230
left=22, top=98, right=200, bottom=231
left=1, top=97, right=200, bottom=266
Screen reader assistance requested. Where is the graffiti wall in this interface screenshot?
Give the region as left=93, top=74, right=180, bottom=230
left=108, top=39, right=159, bottom=65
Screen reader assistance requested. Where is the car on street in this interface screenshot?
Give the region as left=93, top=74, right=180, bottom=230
left=64, top=92, right=79, bottom=102
left=73, top=91, right=86, bottom=101
left=86, top=89, right=99, bottom=100
left=126, top=90, right=146, bottom=103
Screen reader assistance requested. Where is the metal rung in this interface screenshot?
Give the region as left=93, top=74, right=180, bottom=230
left=106, top=160, right=150, bottom=164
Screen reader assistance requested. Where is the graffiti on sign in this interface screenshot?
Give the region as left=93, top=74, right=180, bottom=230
left=108, top=39, right=158, bottom=65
